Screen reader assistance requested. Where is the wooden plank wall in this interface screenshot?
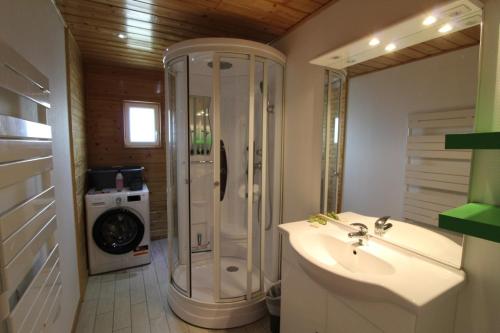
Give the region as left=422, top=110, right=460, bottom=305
left=83, top=62, right=167, bottom=239
left=66, top=29, right=88, bottom=297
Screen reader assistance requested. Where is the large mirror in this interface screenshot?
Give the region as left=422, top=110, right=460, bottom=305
left=315, top=0, right=482, bottom=268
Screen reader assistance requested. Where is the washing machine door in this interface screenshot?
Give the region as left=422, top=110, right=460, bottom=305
left=93, top=208, right=145, bottom=255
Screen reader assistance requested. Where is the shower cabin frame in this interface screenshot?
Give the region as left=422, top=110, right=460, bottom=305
left=164, top=38, right=286, bottom=328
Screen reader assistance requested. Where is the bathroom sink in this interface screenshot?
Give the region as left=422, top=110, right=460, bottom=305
left=302, top=233, right=396, bottom=275
left=279, top=221, right=465, bottom=312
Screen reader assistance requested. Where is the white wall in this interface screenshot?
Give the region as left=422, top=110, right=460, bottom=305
left=343, top=46, right=479, bottom=218
left=272, top=0, right=448, bottom=223
left=0, top=0, right=80, bottom=331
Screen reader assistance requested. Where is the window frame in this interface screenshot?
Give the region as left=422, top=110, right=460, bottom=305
left=123, top=100, right=161, bottom=148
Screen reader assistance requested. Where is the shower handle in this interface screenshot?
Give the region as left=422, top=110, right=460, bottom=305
left=220, top=140, right=228, bottom=201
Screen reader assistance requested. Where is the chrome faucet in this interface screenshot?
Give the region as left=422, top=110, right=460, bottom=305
left=374, top=216, right=392, bottom=236
left=348, top=223, right=369, bottom=245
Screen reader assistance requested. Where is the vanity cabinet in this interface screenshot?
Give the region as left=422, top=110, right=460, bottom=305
left=281, top=241, right=382, bottom=333
left=326, top=295, right=383, bottom=333
left=280, top=234, right=458, bottom=333
left=281, top=252, right=327, bottom=333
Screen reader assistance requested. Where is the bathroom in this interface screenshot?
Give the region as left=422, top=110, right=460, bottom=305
left=0, top=0, right=499, bottom=332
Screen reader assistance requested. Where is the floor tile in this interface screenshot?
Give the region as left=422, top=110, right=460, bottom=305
left=131, top=301, right=151, bottom=333
left=94, top=311, right=113, bottom=333
left=113, top=272, right=131, bottom=330
left=76, top=299, right=97, bottom=333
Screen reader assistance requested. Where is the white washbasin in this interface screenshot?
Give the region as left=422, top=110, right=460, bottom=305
left=279, top=221, right=465, bottom=312
left=303, top=233, right=395, bottom=275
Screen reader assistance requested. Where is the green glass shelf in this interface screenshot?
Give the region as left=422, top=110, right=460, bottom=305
left=439, top=203, right=500, bottom=243
left=445, top=132, right=500, bottom=149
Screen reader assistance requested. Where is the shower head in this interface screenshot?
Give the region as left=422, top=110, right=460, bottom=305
left=207, top=61, right=232, bottom=70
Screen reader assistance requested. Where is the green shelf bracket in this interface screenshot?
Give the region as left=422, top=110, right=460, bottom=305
left=445, top=132, right=500, bottom=149
left=439, top=203, right=500, bottom=243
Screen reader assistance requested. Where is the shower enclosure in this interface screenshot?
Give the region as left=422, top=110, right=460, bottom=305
left=164, top=38, right=285, bottom=328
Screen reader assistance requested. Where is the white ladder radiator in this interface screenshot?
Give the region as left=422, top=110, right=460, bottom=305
left=0, top=39, right=61, bottom=333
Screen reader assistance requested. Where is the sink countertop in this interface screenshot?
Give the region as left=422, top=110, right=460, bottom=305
left=279, top=220, right=465, bottom=312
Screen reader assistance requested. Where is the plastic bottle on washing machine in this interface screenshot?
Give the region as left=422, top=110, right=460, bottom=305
left=115, top=171, right=124, bottom=191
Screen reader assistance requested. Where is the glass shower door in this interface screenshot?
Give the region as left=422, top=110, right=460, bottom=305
left=252, top=58, right=265, bottom=297
left=212, top=54, right=267, bottom=302
left=264, top=60, right=284, bottom=283
left=166, top=56, right=191, bottom=297
left=188, top=52, right=214, bottom=301
left=216, top=54, right=252, bottom=301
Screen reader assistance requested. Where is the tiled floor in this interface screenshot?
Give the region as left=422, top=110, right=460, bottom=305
left=75, top=240, right=271, bottom=333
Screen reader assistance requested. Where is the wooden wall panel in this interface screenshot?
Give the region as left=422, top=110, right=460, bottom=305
left=66, top=29, right=88, bottom=297
left=84, top=62, right=167, bottom=239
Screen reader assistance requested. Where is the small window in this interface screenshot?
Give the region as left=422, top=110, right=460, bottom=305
left=123, top=101, right=161, bottom=148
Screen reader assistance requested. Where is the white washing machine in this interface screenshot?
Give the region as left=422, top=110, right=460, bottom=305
left=85, top=185, right=151, bottom=275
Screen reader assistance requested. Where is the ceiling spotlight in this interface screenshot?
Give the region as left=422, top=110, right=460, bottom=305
left=369, top=38, right=380, bottom=46
left=438, top=23, right=453, bottom=33
left=117, top=33, right=126, bottom=39
left=385, top=43, right=396, bottom=52
left=422, top=15, right=437, bottom=26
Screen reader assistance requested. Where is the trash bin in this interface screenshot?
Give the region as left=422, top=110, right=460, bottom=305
left=266, top=281, right=281, bottom=333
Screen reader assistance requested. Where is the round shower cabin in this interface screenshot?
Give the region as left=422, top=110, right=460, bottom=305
left=164, top=39, right=285, bottom=328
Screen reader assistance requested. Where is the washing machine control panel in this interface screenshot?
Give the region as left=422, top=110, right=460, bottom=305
left=127, top=195, right=142, bottom=202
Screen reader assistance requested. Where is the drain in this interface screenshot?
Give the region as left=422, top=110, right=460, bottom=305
left=226, top=265, right=239, bottom=272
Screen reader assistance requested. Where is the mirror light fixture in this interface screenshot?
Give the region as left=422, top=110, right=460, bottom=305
left=422, top=15, right=437, bottom=26
left=438, top=23, right=453, bottom=33
left=369, top=38, right=380, bottom=46
left=385, top=43, right=396, bottom=52
left=309, top=0, right=482, bottom=70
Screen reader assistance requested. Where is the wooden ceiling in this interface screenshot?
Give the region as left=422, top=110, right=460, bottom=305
left=55, top=0, right=334, bottom=69
left=347, top=25, right=481, bottom=77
